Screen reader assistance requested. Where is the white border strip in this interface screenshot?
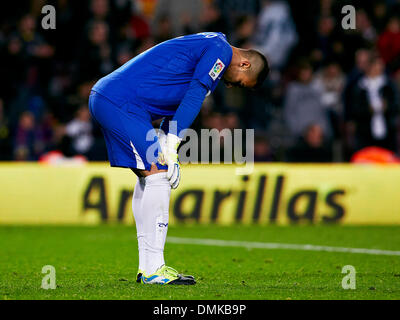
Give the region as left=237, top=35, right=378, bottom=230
left=130, top=141, right=145, bottom=170
left=167, top=237, right=400, bottom=256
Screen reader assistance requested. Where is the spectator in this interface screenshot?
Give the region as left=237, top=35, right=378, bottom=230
left=343, top=49, right=372, bottom=159
left=371, top=1, right=389, bottom=33
left=254, top=134, right=275, bottom=161
left=314, top=61, right=345, bottom=113
left=79, top=20, right=113, bottom=80
left=310, top=15, right=337, bottom=67
left=90, top=0, right=110, bottom=21
left=313, top=60, right=345, bottom=138
left=14, top=111, right=38, bottom=160
left=355, top=9, right=377, bottom=45
left=65, top=105, right=94, bottom=156
left=351, top=55, right=399, bottom=152
left=284, top=60, right=332, bottom=141
left=252, top=0, right=298, bottom=71
left=14, top=14, right=54, bottom=86
left=377, top=16, right=400, bottom=73
left=344, top=49, right=372, bottom=108
left=286, top=123, right=333, bottom=162
left=14, top=14, right=54, bottom=61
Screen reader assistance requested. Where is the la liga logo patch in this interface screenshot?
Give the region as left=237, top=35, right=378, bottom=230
left=209, top=59, right=225, bottom=81
left=213, top=62, right=223, bottom=73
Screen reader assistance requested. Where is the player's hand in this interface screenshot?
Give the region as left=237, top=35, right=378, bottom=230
left=158, top=132, right=182, bottom=189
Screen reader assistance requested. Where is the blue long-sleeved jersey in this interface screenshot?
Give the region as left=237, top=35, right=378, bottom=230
left=92, top=32, right=233, bottom=135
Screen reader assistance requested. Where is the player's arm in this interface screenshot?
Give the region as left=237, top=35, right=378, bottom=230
left=172, top=40, right=232, bottom=136
left=161, top=43, right=231, bottom=189
left=172, top=80, right=208, bottom=136
left=158, top=80, right=207, bottom=189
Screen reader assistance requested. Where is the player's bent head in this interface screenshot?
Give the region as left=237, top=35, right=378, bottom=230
left=243, top=49, right=269, bottom=88
left=224, top=48, right=269, bottom=89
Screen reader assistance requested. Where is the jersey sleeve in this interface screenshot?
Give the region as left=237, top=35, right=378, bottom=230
left=169, top=38, right=232, bottom=136
left=170, top=79, right=208, bottom=136
left=192, top=40, right=233, bottom=93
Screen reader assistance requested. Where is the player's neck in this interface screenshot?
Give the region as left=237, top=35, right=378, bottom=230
left=230, top=46, right=242, bottom=66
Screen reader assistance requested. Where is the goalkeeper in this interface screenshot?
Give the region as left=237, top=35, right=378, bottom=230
left=89, top=32, right=269, bottom=285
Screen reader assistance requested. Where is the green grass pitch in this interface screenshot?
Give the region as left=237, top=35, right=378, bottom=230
left=1, top=225, right=400, bottom=300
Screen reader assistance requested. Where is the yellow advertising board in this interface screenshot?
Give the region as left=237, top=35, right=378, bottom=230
left=0, top=163, right=399, bottom=225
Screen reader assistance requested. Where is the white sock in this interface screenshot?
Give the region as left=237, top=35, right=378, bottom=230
left=132, top=176, right=146, bottom=272
left=141, top=172, right=171, bottom=275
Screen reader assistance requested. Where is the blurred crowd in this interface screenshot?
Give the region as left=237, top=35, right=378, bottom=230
left=0, top=0, right=400, bottom=163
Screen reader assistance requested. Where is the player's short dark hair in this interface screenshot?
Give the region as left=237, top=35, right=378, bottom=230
left=246, top=49, right=270, bottom=89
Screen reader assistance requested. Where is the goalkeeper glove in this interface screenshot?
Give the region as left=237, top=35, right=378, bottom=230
left=158, top=132, right=182, bottom=189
